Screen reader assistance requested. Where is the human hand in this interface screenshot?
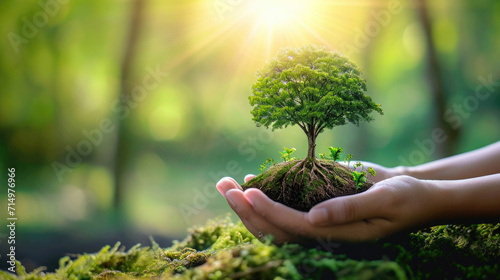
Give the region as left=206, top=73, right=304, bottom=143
left=216, top=175, right=302, bottom=244
left=216, top=175, right=442, bottom=244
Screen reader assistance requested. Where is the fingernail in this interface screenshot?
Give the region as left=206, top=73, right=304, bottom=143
left=216, top=178, right=234, bottom=197
left=309, top=208, right=328, bottom=224
left=243, top=190, right=255, bottom=206
left=217, top=177, right=230, bottom=185
left=244, top=174, right=255, bottom=182
left=226, top=192, right=236, bottom=208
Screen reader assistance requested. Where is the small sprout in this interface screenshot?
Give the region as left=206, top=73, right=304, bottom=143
left=328, top=147, right=343, bottom=162
left=367, top=167, right=376, bottom=177
left=352, top=171, right=367, bottom=189
left=280, top=147, right=296, bottom=162
left=353, top=161, right=363, bottom=170
left=344, top=154, right=353, bottom=167
left=351, top=163, right=376, bottom=189
left=319, top=153, right=327, bottom=159
left=259, top=158, right=275, bottom=172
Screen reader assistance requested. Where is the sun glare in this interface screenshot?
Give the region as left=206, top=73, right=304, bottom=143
left=169, top=0, right=372, bottom=84
left=254, top=0, right=308, bottom=28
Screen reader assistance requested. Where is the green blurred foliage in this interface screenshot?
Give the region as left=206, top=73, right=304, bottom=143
left=0, top=0, right=499, bottom=240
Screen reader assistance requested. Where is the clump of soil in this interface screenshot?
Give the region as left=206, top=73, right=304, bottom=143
left=241, top=158, right=373, bottom=211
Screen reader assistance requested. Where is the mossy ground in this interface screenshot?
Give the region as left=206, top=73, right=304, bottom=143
left=2, top=216, right=499, bottom=279
left=241, top=159, right=373, bottom=211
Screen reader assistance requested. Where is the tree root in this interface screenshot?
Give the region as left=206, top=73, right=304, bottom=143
left=278, top=160, right=304, bottom=201
left=242, top=158, right=373, bottom=211
left=278, top=159, right=336, bottom=204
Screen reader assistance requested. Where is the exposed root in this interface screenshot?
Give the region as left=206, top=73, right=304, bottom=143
left=312, top=162, right=331, bottom=186
left=278, top=160, right=304, bottom=201
left=243, top=157, right=374, bottom=211
left=278, top=159, right=336, bottom=204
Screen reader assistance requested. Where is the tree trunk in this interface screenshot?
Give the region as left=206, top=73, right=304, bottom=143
left=307, top=132, right=316, bottom=159
left=416, top=0, right=461, bottom=158
left=112, top=0, right=145, bottom=213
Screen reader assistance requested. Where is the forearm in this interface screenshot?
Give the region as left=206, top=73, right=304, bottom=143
left=401, top=141, right=500, bottom=180
left=432, top=174, right=500, bottom=224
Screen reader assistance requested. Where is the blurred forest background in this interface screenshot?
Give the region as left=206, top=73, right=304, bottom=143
left=1, top=0, right=499, bottom=271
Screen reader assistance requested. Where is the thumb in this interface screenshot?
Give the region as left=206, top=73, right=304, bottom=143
left=308, top=188, right=385, bottom=226
left=244, top=174, right=256, bottom=183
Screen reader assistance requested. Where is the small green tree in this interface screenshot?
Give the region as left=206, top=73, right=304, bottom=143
left=249, top=45, right=383, bottom=160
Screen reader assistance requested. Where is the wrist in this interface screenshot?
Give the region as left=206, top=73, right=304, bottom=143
left=390, top=166, right=411, bottom=177
left=394, top=165, right=429, bottom=179
left=426, top=180, right=459, bottom=223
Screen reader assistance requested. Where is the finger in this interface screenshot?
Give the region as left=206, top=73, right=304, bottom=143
left=225, top=189, right=295, bottom=244
left=243, top=188, right=393, bottom=242
left=244, top=174, right=256, bottom=183
left=216, top=177, right=242, bottom=197
left=224, top=189, right=259, bottom=234
left=308, top=187, right=386, bottom=226
left=243, top=188, right=319, bottom=237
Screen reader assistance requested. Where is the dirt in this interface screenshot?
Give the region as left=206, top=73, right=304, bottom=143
left=241, top=158, right=373, bottom=211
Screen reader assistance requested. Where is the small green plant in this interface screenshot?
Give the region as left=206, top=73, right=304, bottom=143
left=280, top=147, right=296, bottom=162
left=319, top=153, right=327, bottom=159
left=352, top=171, right=366, bottom=189
left=328, top=147, right=343, bottom=162
left=259, top=158, right=275, bottom=172
left=344, top=153, right=353, bottom=167
left=367, top=167, right=376, bottom=177
left=352, top=162, right=376, bottom=189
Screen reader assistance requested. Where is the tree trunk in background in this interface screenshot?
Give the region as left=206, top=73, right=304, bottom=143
left=416, top=0, right=461, bottom=158
left=357, top=11, right=377, bottom=159
left=112, top=0, right=145, bottom=213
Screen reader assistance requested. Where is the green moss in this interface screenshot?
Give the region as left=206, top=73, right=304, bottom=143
left=387, top=223, right=500, bottom=279
left=250, top=160, right=298, bottom=191
left=2, top=216, right=499, bottom=279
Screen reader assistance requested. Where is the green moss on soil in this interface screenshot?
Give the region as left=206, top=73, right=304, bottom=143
left=241, top=159, right=373, bottom=211
left=2, top=216, right=499, bottom=279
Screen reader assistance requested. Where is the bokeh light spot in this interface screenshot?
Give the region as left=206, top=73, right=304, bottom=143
left=403, top=22, right=425, bottom=66
left=149, top=105, right=182, bottom=141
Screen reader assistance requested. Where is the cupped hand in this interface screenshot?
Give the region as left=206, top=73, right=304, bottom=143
left=216, top=175, right=442, bottom=244
left=216, top=175, right=300, bottom=244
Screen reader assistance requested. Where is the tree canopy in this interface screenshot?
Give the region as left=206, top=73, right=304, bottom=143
left=249, top=45, right=383, bottom=158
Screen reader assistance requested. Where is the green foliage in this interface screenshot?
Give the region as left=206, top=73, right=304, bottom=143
left=344, top=153, right=353, bottom=167
left=352, top=171, right=367, bottom=189
left=352, top=162, right=376, bottom=189
left=256, top=148, right=295, bottom=173
left=259, top=157, right=275, bottom=172
left=328, top=147, right=343, bottom=162
left=249, top=45, right=383, bottom=158
left=280, top=147, right=296, bottom=162
left=249, top=45, right=383, bottom=132
left=352, top=161, right=364, bottom=170
left=367, top=167, right=376, bottom=177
